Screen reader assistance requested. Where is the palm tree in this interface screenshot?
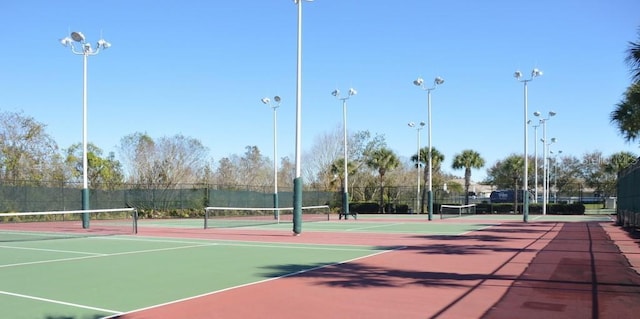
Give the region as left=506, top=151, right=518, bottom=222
left=410, top=147, right=444, bottom=213
left=329, top=157, right=359, bottom=190
left=452, top=150, right=485, bottom=205
left=612, top=28, right=640, bottom=143
left=626, top=27, right=640, bottom=82
left=611, top=82, right=640, bottom=142
left=366, top=147, right=400, bottom=213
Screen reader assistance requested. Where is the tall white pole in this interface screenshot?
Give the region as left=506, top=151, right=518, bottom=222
left=273, top=104, right=279, bottom=218
left=417, top=129, right=421, bottom=213
left=533, top=123, right=538, bottom=203
left=427, top=90, right=433, bottom=221
left=61, top=31, right=111, bottom=228
left=514, top=68, right=542, bottom=222
left=342, top=98, right=349, bottom=219
left=523, top=80, right=529, bottom=221
left=542, top=121, right=547, bottom=215
left=82, top=53, right=88, bottom=192
left=292, top=0, right=305, bottom=235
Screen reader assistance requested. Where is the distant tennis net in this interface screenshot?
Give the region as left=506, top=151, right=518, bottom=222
left=0, top=208, right=138, bottom=242
left=204, top=205, right=330, bottom=228
left=440, top=204, right=476, bottom=219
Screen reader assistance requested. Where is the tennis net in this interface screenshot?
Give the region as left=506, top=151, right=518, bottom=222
left=440, top=204, right=476, bottom=219
left=204, top=205, right=330, bottom=228
left=0, top=208, right=138, bottom=242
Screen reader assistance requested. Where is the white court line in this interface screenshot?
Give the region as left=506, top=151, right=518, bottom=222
left=0, top=245, right=105, bottom=256
left=344, top=222, right=407, bottom=232
left=0, top=290, right=121, bottom=315
left=103, top=246, right=407, bottom=319
left=0, top=243, right=216, bottom=269
left=95, top=235, right=378, bottom=252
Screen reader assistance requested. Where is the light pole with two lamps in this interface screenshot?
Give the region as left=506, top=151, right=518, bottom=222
left=550, top=150, right=563, bottom=203
left=514, top=68, right=543, bottom=222
left=540, top=137, right=556, bottom=215
left=332, top=88, right=357, bottom=219
left=413, top=76, right=444, bottom=221
left=534, top=110, right=556, bottom=214
left=60, top=31, right=111, bottom=228
left=408, top=121, right=426, bottom=214
left=261, top=96, right=282, bottom=220
left=528, top=118, right=541, bottom=203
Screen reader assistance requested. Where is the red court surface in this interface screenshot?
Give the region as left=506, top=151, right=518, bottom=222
left=115, top=220, right=640, bottom=319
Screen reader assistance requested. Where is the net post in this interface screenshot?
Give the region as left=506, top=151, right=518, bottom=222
left=292, top=177, right=302, bottom=235
left=427, top=190, right=433, bottom=221
left=81, top=188, right=90, bottom=229
left=204, top=207, right=209, bottom=229
left=273, top=193, right=279, bottom=221
left=133, top=208, right=138, bottom=234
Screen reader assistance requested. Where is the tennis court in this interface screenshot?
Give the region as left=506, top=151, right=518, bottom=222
left=1, top=209, right=639, bottom=319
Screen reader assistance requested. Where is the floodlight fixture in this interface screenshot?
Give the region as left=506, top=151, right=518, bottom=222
left=408, top=122, right=415, bottom=128
left=60, top=37, right=72, bottom=47
left=274, top=96, right=281, bottom=103
left=261, top=97, right=270, bottom=104
left=514, top=71, right=523, bottom=80
left=71, top=31, right=85, bottom=42
left=413, top=77, right=424, bottom=86
left=331, top=89, right=340, bottom=97
left=533, top=111, right=541, bottom=117
left=348, top=88, right=357, bottom=96
left=549, top=111, right=556, bottom=117
left=532, top=68, right=543, bottom=77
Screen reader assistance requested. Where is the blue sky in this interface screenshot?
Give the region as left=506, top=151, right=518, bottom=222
left=1, top=0, right=639, bottom=182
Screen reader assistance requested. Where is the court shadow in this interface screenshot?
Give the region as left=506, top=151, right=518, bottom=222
left=408, top=243, right=536, bottom=255
left=260, top=261, right=512, bottom=289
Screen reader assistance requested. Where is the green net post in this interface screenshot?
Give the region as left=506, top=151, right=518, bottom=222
left=427, top=190, right=433, bottom=221
left=292, top=177, right=302, bottom=235
left=273, top=193, right=279, bottom=220
left=342, top=191, right=349, bottom=220
left=523, top=195, right=529, bottom=223
left=81, top=188, right=90, bottom=229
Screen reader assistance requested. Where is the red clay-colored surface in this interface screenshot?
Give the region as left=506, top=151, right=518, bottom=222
left=114, top=220, right=640, bottom=319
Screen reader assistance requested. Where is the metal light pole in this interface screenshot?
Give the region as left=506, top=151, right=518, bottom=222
left=528, top=118, right=541, bottom=203
left=535, top=110, right=556, bottom=215
left=550, top=150, right=562, bottom=203
left=261, top=96, right=282, bottom=220
left=332, top=88, right=357, bottom=220
left=60, top=31, right=111, bottom=229
left=292, top=0, right=313, bottom=235
left=540, top=136, right=556, bottom=215
left=514, top=68, right=542, bottom=222
left=414, top=76, right=444, bottom=221
left=408, top=121, right=425, bottom=214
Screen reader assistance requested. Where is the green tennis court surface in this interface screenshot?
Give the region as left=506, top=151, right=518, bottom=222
left=0, top=235, right=390, bottom=319
left=0, top=213, right=614, bottom=318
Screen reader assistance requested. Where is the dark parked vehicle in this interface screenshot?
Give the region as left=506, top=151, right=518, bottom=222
left=490, top=189, right=534, bottom=203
